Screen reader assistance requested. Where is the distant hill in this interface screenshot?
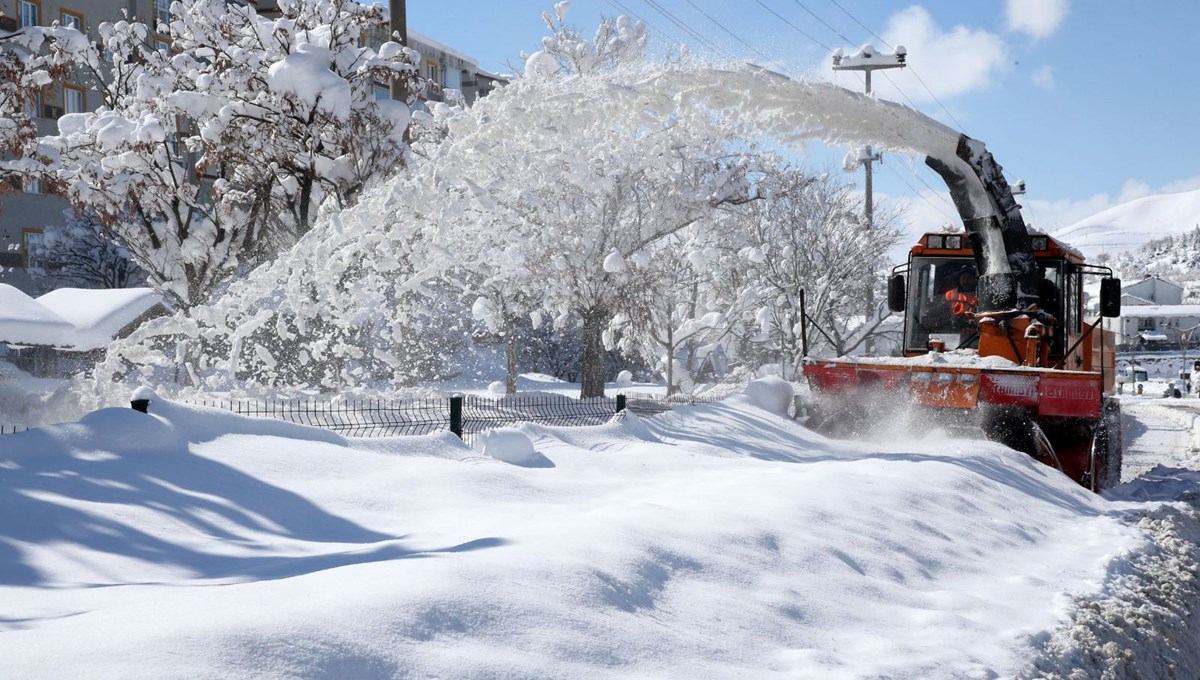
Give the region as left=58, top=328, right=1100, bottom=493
left=1051, top=189, right=1200, bottom=260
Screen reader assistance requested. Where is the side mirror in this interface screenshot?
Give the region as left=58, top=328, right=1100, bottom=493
left=887, top=273, right=906, bottom=312
left=1100, top=278, right=1121, bottom=318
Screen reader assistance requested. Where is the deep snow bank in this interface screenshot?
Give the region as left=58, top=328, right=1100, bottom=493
left=1022, top=469, right=1200, bottom=679
left=0, top=394, right=1193, bottom=679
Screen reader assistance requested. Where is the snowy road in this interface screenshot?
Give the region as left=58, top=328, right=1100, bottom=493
left=1121, top=396, right=1200, bottom=481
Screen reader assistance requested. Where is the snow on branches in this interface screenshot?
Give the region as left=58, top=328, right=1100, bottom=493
left=89, top=6, right=913, bottom=402
left=0, top=23, right=90, bottom=191
left=48, top=0, right=421, bottom=308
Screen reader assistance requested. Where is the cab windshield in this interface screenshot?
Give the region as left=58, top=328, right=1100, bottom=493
left=904, top=255, right=1066, bottom=354
left=905, top=256, right=979, bottom=352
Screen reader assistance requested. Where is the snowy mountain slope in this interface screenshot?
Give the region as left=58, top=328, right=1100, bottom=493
left=1052, top=188, right=1200, bottom=259
left=2, top=387, right=1199, bottom=678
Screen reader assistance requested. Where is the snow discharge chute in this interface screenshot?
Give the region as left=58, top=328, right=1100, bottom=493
left=634, top=64, right=1040, bottom=315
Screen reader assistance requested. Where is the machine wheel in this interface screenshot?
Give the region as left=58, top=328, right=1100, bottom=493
left=983, top=410, right=1065, bottom=473
left=1091, top=399, right=1124, bottom=492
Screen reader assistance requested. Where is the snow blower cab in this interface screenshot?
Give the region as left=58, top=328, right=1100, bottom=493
left=803, top=135, right=1125, bottom=492
left=896, top=233, right=1117, bottom=375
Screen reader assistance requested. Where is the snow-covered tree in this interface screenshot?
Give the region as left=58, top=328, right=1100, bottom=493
left=49, top=0, right=420, bottom=307
left=86, top=6, right=925, bottom=403
left=0, top=23, right=89, bottom=192
left=448, top=9, right=763, bottom=398
left=724, top=168, right=902, bottom=373
left=30, top=211, right=144, bottom=288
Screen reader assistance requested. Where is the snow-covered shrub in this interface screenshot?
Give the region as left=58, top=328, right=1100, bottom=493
left=744, top=377, right=795, bottom=417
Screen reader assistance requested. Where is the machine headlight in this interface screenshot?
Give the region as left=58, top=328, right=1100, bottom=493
left=927, top=235, right=945, bottom=249
left=945, top=235, right=963, bottom=249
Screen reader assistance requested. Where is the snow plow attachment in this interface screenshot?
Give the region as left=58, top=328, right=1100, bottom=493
left=802, top=357, right=1122, bottom=491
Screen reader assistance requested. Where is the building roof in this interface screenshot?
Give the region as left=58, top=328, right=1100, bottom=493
left=0, top=285, right=164, bottom=350
left=0, top=284, right=76, bottom=347
left=1121, top=304, right=1200, bottom=318
left=408, top=29, right=479, bottom=68
left=37, top=287, right=164, bottom=350
left=1124, top=275, right=1184, bottom=292
left=1121, top=293, right=1155, bottom=306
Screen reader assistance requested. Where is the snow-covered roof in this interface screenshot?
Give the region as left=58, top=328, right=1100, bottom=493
left=1121, top=304, right=1200, bottom=318
left=0, top=284, right=76, bottom=347
left=37, top=287, right=165, bottom=351
left=407, top=29, right=478, bottom=68
left=0, top=285, right=164, bottom=351
left=1121, top=294, right=1154, bottom=306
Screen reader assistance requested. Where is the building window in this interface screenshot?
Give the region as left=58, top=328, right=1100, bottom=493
left=22, top=229, right=44, bottom=270
left=63, top=84, right=86, bottom=114
left=1137, top=317, right=1155, bottom=331
left=0, top=246, right=22, bottom=269
left=59, top=8, right=83, bottom=31
left=18, top=0, right=39, bottom=28
left=154, top=0, right=172, bottom=29
left=427, top=63, right=438, bottom=84
left=154, top=37, right=171, bottom=53
left=374, top=84, right=390, bottom=101
left=23, top=178, right=43, bottom=194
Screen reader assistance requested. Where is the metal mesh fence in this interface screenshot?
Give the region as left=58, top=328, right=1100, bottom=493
left=5, top=391, right=727, bottom=443
left=622, top=391, right=722, bottom=416
left=188, top=398, right=451, bottom=438
left=459, top=394, right=618, bottom=441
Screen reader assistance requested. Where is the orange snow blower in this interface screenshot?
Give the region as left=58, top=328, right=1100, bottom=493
left=802, top=136, right=1123, bottom=492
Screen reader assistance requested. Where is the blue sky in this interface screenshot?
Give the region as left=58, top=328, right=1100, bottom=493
left=404, top=1, right=1199, bottom=238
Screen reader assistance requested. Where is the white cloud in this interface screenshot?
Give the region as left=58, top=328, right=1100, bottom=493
left=1006, top=0, right=1069, bottom=40
left=1031, top=65, right=1054, bottom=90
left=853, top=7, right=1008, bottom=105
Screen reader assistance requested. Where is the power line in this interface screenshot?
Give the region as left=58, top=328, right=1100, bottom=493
left=907, top=69, right=967, bottom=131
left=790, top=0, right=854, bottom=46
left=879, top=71, right=920, bottom=109
left=825, top=0, right=968, bottom=132
left=828, top=0, right=891, bottom=49
left=640, top=0, right=735, bottom=59
left=881, top=162, right=959, bottom=225
left=682, top=0, right=779, bottom=65
left=600, top=0, right=683, bottom=49
left=752, top=0, right=836, bottom=54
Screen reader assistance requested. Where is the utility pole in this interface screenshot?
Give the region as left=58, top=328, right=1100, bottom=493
left=832, top=45, right=907, bottom=230
left=389, top=0, right=408, bottom=101
left=833, top=45, right=905, bottom=354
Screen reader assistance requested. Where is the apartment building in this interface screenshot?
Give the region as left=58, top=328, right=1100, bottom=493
left=407, top=29, right=505, bottom=106
left=0, top=0, right=504, bottom=295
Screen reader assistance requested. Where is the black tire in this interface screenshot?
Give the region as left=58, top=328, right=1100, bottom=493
left=983, top=409, right=1039, bottom=457
left=1092, top=399, right=1124, bottom=491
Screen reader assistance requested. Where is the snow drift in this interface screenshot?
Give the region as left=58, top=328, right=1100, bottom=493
left=2, top=393, right=1198, bottom=678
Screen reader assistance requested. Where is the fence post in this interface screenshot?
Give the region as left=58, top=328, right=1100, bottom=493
left=616, top=394, right=626, bottom=413
left=449, top=395, right=463, bottom=439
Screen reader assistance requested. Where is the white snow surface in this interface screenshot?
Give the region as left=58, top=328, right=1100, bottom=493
left=35, top=287, right=163, bottom=351
left=0, top=284, right=75, bottom=347
left=2, top=393, right=1196, bottom=678
left=0, top=285, right=162, bottom=350
left=1053, top=188, right=1200, bottom=259
left=1114, top=303, right=1200, bottom=318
